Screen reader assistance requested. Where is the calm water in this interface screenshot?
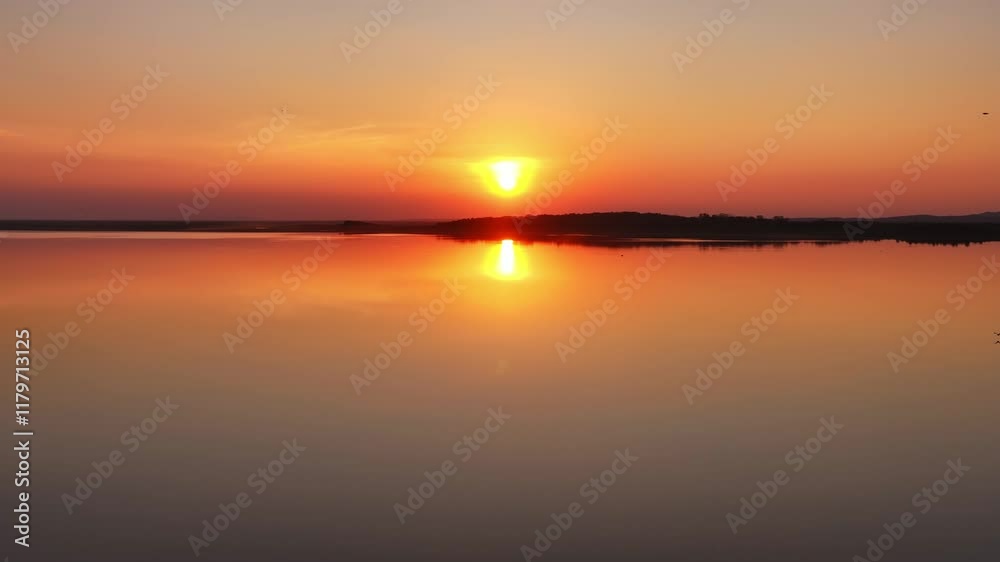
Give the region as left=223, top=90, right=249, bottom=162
left=2, top=234, right=998, bottom=561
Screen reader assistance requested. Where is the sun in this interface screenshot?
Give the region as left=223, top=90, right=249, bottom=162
left=490, top=161, right=522, bottom=192
left=473, top=157, right=538, bottom=197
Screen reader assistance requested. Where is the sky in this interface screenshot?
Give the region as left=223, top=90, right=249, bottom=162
left=1, top=0, right=997, bottom=221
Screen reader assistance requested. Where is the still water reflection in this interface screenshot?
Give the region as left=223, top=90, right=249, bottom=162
left=1, top=234, right=997, bottom=561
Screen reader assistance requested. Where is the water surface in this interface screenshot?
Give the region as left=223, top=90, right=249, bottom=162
left=2, top=234, right=998, bottom=561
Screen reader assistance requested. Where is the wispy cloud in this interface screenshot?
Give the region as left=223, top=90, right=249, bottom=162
left=289, top=121, right=432, bottom=153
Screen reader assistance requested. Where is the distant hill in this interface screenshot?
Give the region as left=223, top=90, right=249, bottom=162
left=877, top=212, right=1000, bottom=224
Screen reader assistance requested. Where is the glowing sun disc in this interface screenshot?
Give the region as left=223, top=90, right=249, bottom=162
left=490, top=161, right=522, bottom=191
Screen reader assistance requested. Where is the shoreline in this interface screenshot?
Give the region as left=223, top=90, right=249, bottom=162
left=2, top=212, right=1000, bottom=246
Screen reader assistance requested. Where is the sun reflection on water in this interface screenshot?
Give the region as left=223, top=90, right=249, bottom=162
left=498, top=239, right=516, bottom=276
left=485, top=239, right=529, bottom=280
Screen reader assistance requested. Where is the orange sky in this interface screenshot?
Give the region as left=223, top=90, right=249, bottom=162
left=1, top=0, right=997, bottom=220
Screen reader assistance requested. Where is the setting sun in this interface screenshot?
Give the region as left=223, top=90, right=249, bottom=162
left=491, top=161, right=522, bottom=191
left=476, top=158, right=539, bottom=197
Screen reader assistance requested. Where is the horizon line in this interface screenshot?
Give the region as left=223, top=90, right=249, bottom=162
left=2, top=209, right=998, bottom=224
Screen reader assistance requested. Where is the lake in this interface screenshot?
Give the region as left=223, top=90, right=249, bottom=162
left=3, top=234, right=998, bottom=561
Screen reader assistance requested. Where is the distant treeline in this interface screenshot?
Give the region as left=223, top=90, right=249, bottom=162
left=2, top=212, right=999, bottom=245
